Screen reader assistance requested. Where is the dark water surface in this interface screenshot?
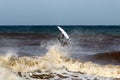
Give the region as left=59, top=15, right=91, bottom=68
left=0, top=25, right=120, bottom=65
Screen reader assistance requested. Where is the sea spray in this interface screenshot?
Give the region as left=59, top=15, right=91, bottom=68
left=0, top=44, right=120, bottom=80
left=0, top=66, right=25, bottom=80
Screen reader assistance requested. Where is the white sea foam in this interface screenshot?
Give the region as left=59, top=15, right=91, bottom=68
left=0, top=44, right=119, bottom=80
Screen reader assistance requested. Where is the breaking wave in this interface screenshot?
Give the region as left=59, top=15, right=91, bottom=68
left=0, top=44, right=120, bottom=80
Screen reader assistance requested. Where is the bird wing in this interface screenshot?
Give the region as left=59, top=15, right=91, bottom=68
left=57, top=26, right=69, bottom=39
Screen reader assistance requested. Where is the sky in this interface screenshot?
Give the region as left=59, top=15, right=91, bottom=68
left=0, top=0, right=120, bottom=25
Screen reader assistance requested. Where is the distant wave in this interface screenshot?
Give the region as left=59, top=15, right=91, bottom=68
left=0, top=33, right=57, bottom=39
left=89, top=51, right=120, bottom=65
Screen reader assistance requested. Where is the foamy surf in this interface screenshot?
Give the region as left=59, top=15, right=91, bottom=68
left=0, top=44, right=119, bottom=80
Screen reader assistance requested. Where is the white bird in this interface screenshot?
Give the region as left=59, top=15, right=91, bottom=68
left=57, top=26, right=70, bottom=39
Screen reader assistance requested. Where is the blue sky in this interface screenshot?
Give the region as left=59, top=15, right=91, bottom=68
left=0, top=0, right=120, bottom=25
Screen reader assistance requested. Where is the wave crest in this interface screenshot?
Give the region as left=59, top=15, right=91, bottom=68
left=0, top=45, right=120, bottom=78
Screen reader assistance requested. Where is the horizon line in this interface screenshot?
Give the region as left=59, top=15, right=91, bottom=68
left=0, top=25, right=120, bottom=26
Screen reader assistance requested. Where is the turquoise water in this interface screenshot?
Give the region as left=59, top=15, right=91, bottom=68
left=0, top=25, right=120, bottom=34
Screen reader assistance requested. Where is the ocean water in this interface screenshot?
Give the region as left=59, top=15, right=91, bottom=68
left=0, top=25, right=120, bottom=80
left=0, top=25, right=120, bottom=34
left=0, top=26, right=120, bottom=56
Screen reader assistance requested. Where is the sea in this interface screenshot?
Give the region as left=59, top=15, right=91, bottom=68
left=0, top=25, right=120, bottom=80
